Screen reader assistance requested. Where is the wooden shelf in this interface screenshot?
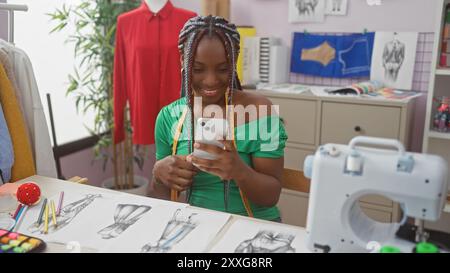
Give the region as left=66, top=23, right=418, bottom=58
left=428, top=130, right=450, bottom=140
left=436, top=68, right=450, bottom=76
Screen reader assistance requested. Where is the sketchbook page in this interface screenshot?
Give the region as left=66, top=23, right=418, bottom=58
left=257, top=83, right=310, bottom=94
left=363, top=88, right=422, bottom=101
left=103, top=207, right=231, bottom=253
left=17, top=188, right=189, bottom=250
left=370, top=32, right=418, bottom=90
left=210, top=218, right=309, bottom=253
left=61, top=195, right=188, bottom=251
left=17, top=190, right=119, bottom=248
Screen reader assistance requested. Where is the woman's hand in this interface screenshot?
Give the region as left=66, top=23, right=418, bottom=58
left=153, top=155, right=198, bottom=191
left=187, top=141, right=249, bottom=180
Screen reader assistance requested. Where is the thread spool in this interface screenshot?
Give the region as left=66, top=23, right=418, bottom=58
left=346, top=151, right=362, bottom=173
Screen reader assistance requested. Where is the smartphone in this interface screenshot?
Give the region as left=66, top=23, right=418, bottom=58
left=192, top=118, right=230, bottom=160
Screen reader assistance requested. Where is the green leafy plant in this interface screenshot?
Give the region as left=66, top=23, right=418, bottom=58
left=48, top=0, right=144, bottom=173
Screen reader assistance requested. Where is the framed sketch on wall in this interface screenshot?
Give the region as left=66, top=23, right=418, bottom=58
left=288, top=0, right=326, bottom=23
left=325, top=0, right=348, bottom=16
left=370, top=32, right=419, bottom=90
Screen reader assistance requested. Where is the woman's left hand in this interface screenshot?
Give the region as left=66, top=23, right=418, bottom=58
left=187, top=141, right=248, bottom=180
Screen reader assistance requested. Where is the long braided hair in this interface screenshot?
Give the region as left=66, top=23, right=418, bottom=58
left=177, top=15, right=242, bottom=204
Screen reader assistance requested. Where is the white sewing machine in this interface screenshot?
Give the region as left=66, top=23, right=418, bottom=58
left=303, top=136, right=449, bottom=253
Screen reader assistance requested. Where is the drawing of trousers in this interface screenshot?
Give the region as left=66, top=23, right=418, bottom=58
left=98, top=204, right=151, bottom=239
left=291, top=32, right=375, bottom=78
left=338, top=36, right=374, bottom=75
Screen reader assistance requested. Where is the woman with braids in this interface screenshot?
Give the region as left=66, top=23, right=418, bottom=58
left=149, top=16, right=288, bottom=222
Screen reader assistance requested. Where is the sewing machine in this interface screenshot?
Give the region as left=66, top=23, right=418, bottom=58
left=303, top=136, right=449, bottom=253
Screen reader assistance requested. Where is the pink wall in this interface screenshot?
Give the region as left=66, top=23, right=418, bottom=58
left=32, top=1, right=441, bottom=185
left=230, top=0, right=437, bottom=47
left=227, top=0, right=437, bottom=152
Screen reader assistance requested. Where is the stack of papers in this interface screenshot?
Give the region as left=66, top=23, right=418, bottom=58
left=257, top=83, right=310, bottom=94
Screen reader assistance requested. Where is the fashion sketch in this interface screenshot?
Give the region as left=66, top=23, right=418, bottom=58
left=295, top=0, right=319, bottom=15
left=370, top=32, right=418, bottom=90
left=28, top=194, right=102, bottom=234
left=235, top=231, right=296, bottom=253
left=289, top=0, right=325, bottom=23
left=326, top=0, right=347, bottom=15
left=98, top=204, right=152, bottom=239
left=331, top=0, right=343, bottom=11
left=382, top=35, right=405, bottom=82
left=141, top=209, right=198, bottom=253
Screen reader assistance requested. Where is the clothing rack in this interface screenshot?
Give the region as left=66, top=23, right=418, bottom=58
left=0, top=3, right=28, bottom=44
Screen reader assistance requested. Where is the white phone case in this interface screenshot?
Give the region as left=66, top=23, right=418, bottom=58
left=192, top=118, right=229, bottom=160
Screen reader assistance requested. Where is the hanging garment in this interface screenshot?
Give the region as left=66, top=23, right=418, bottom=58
left=0, top=63, right=36, bottom=182
left=114, top=1, right=197, bottom=145
left=290, top=32, right=375, bottom=78
left=0, top=40, right=57, bottom=178
left=0, top=103, right=14, bottom=183
left=0, top=49, right=25, bottom=114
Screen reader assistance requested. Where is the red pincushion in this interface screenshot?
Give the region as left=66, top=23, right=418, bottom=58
left=16, top=182, right=41, bottom=206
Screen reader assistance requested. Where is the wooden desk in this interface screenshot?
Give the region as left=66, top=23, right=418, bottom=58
left=12, top=176, right=309, bottom=253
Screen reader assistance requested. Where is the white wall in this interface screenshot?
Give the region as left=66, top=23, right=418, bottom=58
left=231, top=0, right=438, bottom=48
left=172, top=0, right=201, bottom=13
left=0, top=0, right=8, bottom=41
left=3, top=0, right=200, bottom=146
left=7, top=0, right=95, bottom=145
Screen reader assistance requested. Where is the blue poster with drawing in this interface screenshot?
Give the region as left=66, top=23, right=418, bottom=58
left=290, top=32, right=375, bottom=78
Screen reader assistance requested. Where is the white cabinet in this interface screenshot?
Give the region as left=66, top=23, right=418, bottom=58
left=247, top=89, right=416, bottom=227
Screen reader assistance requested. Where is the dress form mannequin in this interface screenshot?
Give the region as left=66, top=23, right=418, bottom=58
left=145, top=0, right=169, bottom=13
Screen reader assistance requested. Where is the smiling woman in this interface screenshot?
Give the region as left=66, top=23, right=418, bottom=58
left=149, top=16, right=288, bottom=222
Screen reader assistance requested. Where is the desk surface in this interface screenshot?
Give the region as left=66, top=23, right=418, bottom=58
left=12, top=176, right=309, bottom=253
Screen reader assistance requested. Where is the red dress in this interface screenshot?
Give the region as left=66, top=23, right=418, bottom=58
left=114, top=1, right=196, bottom=144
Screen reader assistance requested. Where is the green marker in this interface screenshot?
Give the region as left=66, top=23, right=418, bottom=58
left=380, top=246, right=401, bottom=253
left=415, top=242, right=439, bottom=253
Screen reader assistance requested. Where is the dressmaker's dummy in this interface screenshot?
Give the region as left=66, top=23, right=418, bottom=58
left=113, top=1, right=197, bottom=144
left=145, top=0, right=168, bottom=14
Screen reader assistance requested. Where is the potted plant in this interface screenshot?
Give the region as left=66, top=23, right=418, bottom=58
left=48, top=0, right=148, bottom=194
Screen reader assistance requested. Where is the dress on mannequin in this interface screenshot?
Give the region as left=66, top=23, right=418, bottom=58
left=145, top=0, right=168, bottom=14
left=113, top=1, right=196, bottom=144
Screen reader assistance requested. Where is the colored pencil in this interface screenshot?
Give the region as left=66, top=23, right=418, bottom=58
left=13, top=205, right=28, bottom=231
left=56, top=191, right=64, bottom=216
left=36, top=198, right=48, bottom=226
left=50, top=200, right=57, bottom=228
left=14, top=205, right=25, bottom=222
left=43, top=204, right=49, bottom=234
left=12, top=204, right=23, bottom=219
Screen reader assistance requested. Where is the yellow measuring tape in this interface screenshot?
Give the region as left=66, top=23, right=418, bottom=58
left=170, top=93, right=253, bottom=217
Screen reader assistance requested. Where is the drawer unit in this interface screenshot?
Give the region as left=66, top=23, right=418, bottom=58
left=321, top=102, right=401, bottom=145
left=360, top=206, right=392, bottom=223
left=270, top=97, right=317, bottom=145
left=284, top=146, right=315, bottom=171
left=248, top=89, right=416, bottom=227
left=277, top=189, right=309, bottom=227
